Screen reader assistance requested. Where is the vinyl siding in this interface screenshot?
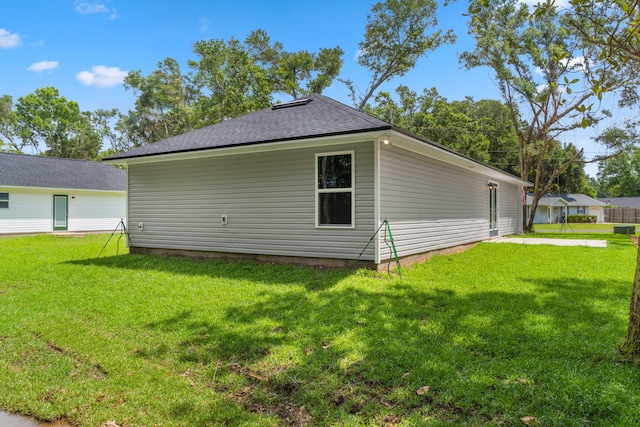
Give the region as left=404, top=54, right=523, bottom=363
left=127, top=141, right=376, bottom=260
left=67, top=192, right=126, bottom=232
left=498, top=181, right=520, bottom=235
left=0, top=187, right=125, bottom=233
left=379, top=144, right=522, bottom=260
left=589, top=206, right=604, bottom=223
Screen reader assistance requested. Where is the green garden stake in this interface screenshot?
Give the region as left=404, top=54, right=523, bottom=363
left=385, top=220, right=402, bottom=280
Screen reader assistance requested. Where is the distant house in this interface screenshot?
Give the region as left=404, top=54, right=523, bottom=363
left=597, top=197, right=640, bottom=208
left=526, top=193, right=606, bottom=224
left=0, top=153, right=126, bottom=234
left=105, top=94, right=530, bottom=267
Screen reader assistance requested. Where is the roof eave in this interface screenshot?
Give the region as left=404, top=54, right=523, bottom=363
left=387, top=128, right=532, bottom=187
left=103, top=128, right=393, bottom=165
left=103, top=127, right=393, bottom=165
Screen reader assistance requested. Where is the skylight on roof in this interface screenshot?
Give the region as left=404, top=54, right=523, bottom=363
left=271, top=98, right=312, bottom=110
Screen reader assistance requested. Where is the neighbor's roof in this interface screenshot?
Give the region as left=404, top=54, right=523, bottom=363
left=105, top=94, right=392, bottom=161
left=597, top=197, right=640, bottom=208
left=526, top=193, right=606, bottom=207
left=0, top=152, right=126, bottom=191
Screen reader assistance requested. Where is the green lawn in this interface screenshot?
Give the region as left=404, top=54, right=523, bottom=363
left=1, top=234, right=640, bottom=426
left=533, top=223, right=640, bottom=233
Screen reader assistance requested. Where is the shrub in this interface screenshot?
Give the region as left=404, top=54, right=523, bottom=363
left=567, top=214, right=596, bottom=223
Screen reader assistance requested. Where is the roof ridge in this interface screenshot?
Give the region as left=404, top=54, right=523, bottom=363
left=0, top=151, right=107, bottom=165
left=308, top=94, right=391, bottom=127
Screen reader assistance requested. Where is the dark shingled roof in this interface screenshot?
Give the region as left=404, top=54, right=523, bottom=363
left=526, top=193, right=606, bottom=207
left=0, top=152, right=126, bottom=191
left=598, top=197, right=640, bottom=208
left=105, top=94, right=392, bottom=160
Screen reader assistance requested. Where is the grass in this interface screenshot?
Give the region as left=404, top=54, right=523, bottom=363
left=0, top=233, right=639, bottom=426
left=532, top=223, right=640, bottom=232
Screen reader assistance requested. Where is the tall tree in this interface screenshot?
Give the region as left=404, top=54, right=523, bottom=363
left=366, top=85, right=520, bottom=169
left=190, top=37, right=273, bottom=126
left=119, top=58, right=198, bottom=149
left=245, top=29, right=344, bottom=99
left=596, top=128, right=640, bottom=197
left=462, top=0, right=634, bottom=231
left=344, top=0, right=455, bottom=110
left=13, top=87, right=102, bottom=159
left=564, top=0, right=640, bottom=74
left=542, top=141, right=595, bottom=196
left=500, top=0, right=640, bottom=362
left=0, top=95, right=20, bottom=152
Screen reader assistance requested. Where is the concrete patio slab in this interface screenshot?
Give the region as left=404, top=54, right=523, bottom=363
left=489, top=237, right=607, bottom=248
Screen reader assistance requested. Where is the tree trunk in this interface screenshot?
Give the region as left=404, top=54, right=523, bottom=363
left=620, top=245, right=640, bottom=361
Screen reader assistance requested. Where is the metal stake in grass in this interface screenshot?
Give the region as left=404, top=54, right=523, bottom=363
left=354, top=218, right=402, bottom=279
left=97, top=218, right=132, bottom=258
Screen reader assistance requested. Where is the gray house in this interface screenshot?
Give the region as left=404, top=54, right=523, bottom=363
left=105, top=95, right=530, bottom=267
left=0, top=153, right=126, bottom=234
left=526, top=193, right=606, bottom=224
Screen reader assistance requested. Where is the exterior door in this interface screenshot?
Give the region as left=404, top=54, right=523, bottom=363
left=53, top=195, right=68, bottom=231
left=488, top=183, right=498, bottom=237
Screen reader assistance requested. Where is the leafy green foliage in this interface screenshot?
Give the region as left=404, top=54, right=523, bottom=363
left=596, top=128, right=640, bottom=197
left=0, top=95, right=19, bottom=152
left=0, top=235, right=639, bottom=425
left=11, top=87, right=108, bottom=159
left=367, top=86, right=521, bottom=171
left=568, top=0, right=640, bottom=76
left=246, top=29, right=344, bottom=99
left=543, top=141, right=596, bottom=196
left=462, top=0, right=635, bottom=231
left=118, top=58, right=199, bottom=149
left=344, top=0, right=455, bottom=110
left=567, top=214, right=597, bottom=223
left=117, top=29, right=344, bottom=148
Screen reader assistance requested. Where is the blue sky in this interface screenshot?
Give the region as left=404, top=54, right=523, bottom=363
left=0, top=0, right=616, bottom=176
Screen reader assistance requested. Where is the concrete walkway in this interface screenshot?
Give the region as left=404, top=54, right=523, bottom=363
left=489, top=237, right=607, bottom=248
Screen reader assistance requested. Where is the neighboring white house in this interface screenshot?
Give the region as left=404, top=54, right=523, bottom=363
left=105, top=94, right=531, bottom=267
left=0, top=153, right=126, bottom=234
left=526, top=193, right=606, bottom=224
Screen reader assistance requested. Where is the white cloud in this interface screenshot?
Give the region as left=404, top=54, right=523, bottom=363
left=27, top=61, right=59, bottom=72
left=560, top=56, right=587, bottom=70
left=519, top=0, right=571, bottom=8
left=0, top=28, right=21, bottom=48
left=75, top=1, right=118, bottom=19
left=536, top=83, right=548, bottom=93
left=354, top=48, right=367, bottom=61
left=76, top=65, right=127, bottom=88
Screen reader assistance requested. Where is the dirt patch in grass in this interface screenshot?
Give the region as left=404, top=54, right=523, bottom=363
left=225, top=362, right=312, bottom=426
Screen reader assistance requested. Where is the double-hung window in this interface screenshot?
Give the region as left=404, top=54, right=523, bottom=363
left=0, top=193, right=8, bottom=209
left=316, top=151, right=354, bottom=227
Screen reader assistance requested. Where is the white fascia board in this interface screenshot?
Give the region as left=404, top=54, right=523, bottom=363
left=0, top=185, right=125, bottom=194
left=103, top=131, right=386, bottom=166
left=387, top=130, right=532, bottom=187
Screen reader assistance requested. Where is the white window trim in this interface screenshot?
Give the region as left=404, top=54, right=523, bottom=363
left=315, top=150, right=356, bottom=229
left=488, top=181, right=499, bottom=232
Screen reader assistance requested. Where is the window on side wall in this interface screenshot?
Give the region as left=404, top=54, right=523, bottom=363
left=0, top=193, right=8, bottom=209
left=315, top=151, right=354, bottom=227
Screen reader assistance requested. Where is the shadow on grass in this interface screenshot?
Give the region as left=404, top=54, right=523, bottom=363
left=134, top=272, right=639, bottom=425
left=68, top=253, right=353, bottom=291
